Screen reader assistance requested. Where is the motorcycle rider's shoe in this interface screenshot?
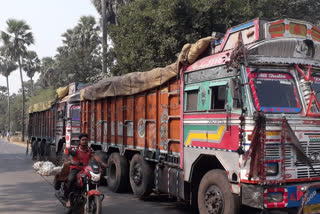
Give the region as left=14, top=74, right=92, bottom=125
left=53, top=178, right=61, bottom=190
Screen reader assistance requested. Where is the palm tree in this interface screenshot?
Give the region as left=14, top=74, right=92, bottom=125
left=91, top=0, right=133, bottom=73
left=23, top=50, right=40, bottom=94
left=1, top=19, right=34, bottom=142
left=39, top=57, right=56, bottom=88
left=0, top=48, right=18, bottom=136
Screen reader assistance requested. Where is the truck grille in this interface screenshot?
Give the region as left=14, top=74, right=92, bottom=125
left=265, top=140, right=320, bottom=179
left=296, top=141, right=320, bottom=179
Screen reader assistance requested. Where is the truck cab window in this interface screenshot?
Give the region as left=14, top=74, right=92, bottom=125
left=186, top=90, right=198, bottom=111
left=211, top=85, right=227, bottom=110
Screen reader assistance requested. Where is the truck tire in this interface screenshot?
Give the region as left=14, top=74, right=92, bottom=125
left=198, top=169, right=239, bottom=214
left=129, top=154, right=154, bottom=198
left=43, top=143, right=49, bottom=161
left=107, top=153, right=129, bottom=193
left=36, top=140, right=42, bottom=161
left=31, top=140, right=37, bottom=160
left=39, top=141, right=46, bottom=161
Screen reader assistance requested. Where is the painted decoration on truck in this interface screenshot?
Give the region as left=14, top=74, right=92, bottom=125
left=137, top=118, right=146, bottom=138
left=103, top=122, right=108, bottom=140
left=118, top=121, right=123, bottom=136
left=160, top=109, right=168, bottom=149
left=311, top=26, right=320, bottom=42
left=289, top=22, right=307, bottom=37
left=184, top=125, right=225, bottom=146
left=90, top=114, right=95, bottom=140
left=96, top=120, right=102, bottom=141
left=268, top=21, right=285, bottom=38
left=126, top=121, right=133, bottom=137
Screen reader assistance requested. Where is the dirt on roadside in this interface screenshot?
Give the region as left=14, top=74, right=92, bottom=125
left=1, top=136, right=28, bottom=147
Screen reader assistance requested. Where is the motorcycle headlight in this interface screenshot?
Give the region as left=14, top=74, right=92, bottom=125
left=89, top=171, right=101, bottom=182
left=266, top=163, right=278, bottom=176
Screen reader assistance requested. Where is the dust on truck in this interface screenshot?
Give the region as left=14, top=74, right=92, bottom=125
left=80, top=18, right=320, bottom=213
left=28, top=83, right=81, bottom=162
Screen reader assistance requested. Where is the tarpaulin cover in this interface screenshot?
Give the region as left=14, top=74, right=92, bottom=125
left=29, top=86, right=72, bottom=113
left=28, top=99, right=56, bottom=114
left=81, top=36, right=215, bottom=100
left=56, top=86, right=69, bottom=99
left=81, top=63, right=178, bottom=100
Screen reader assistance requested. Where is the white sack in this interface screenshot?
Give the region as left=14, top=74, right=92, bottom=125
left=33, top=161, right=63, bottom=176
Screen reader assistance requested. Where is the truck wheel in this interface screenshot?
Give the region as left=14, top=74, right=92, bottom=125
left=107, top=153, right=129, bottom=193
left=39, top=141, right=46, bottom=161
left=198, top=169, right=239, bottom=214
left=129, top=154, right=154, bottom=198
left=36, top=140, right=42, bottom=161
left=31, top=140, right=37, bottom=160
left=43, top=143, right=49, bottom=161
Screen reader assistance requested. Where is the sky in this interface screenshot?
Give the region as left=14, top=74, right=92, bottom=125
left=0, top=0, right=99, bottom=94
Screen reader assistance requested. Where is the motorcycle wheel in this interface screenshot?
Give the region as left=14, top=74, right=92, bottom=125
left=83, top=195, right=102, bottom=214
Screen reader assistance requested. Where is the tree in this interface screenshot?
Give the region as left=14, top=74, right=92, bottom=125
left=91, top=0, right=133, bottom=73
left=1, top=19, right=34, bottom=141
left=108, top=0, right=199, bottom=75
left=38, top=57, right=57, bottom=88
left=23, top=50, right=40, bottom=94
left=0, top=50, right=17, bottom=134
left=106, top=0, right=320, bottom=75
left=0, top=86, right=8, bottom=132
left=55, top=16, right=102, bottom=84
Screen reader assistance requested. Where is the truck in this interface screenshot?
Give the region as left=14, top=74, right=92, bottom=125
left=28, top=83, right=82, bottom=163
left=79, top=18, right=320, bottom=214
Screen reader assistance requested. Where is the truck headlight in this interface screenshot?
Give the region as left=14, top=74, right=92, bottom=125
left=266, top=163, right=278, bottom=176
left=264, top=188, right=288, bottom=208
left=266, top=192, right=283, bottom=203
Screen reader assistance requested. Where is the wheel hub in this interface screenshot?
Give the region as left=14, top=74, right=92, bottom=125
left=132, top=163, right=143, bottom=185
left=204, top=185, right=224, bottom=214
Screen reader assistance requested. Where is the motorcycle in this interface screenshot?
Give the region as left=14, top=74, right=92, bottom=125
left=54, top=160, right=104, bottom=214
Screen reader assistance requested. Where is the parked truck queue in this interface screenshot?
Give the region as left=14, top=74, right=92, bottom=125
left=28, top=18, right=320, bottom=214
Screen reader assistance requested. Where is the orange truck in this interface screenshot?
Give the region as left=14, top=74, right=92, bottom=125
left=28, top=83, right=82, bottom=162
left=79, top=18, right=320, bottom=214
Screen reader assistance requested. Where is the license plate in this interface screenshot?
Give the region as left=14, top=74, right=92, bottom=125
left=304, top=203, right=320, bottom=214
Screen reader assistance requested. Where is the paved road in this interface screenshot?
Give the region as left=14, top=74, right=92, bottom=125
left=0, top=139, right=194, bottom=214
left=0, top=139, right=259, bottom=214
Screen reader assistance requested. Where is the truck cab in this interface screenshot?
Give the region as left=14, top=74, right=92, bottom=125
left=182, top=18, right=320, bottom=213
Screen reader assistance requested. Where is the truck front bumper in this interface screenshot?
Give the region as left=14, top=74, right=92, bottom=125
left=242, top=182, right=320, bottom=213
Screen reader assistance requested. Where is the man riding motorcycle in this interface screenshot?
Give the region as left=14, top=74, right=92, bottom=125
left=65, top=133, right=108, bottom=209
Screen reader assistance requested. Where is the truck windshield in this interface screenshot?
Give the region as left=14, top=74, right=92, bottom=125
left=311, top=76, right=320, bottom=102
left=252, top=72, right=301, bottom=113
